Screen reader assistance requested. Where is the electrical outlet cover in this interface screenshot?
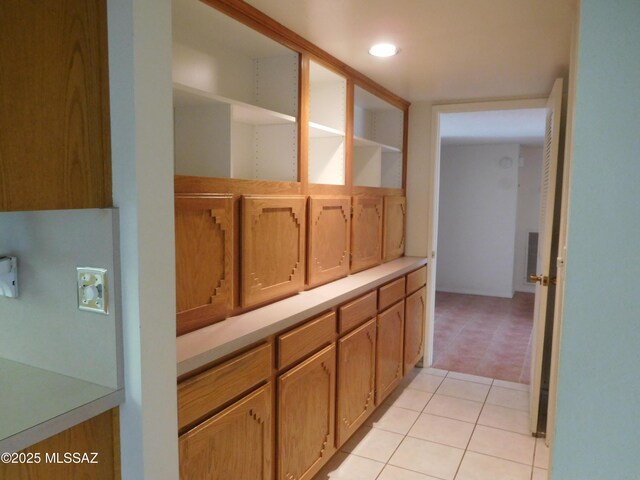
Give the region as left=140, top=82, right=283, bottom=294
left=77, top=267, right=108, bottom=315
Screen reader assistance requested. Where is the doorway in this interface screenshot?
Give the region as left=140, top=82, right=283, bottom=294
left=432, top=109, right=547, bottom=384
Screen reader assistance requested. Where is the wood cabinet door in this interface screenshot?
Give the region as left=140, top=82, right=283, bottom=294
left=336, top=318, right=376, bottom=447
left=375, top=300, right=405, bottom=405
left=179, top=384, right=272, bottom=480
left=383, top=196, right=406, bottom=262
left=307, top=196, right=351, bottom=288
left=350, top=196, right=383, bottom=273
left=242, top=195, right=306, bottom=307
left=278, top=344, right=336, bottom=480
left=404, top=286, right=427, bottom=375
left=175, top=194, right=234, bottom=336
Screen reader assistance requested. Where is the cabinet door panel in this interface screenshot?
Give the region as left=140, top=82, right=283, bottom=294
left=179, top=385, right=272, bottom=480
left=278, top=344, right=336, bottom=480
left=383, top=196, right=406, bottom=262
left=351, top=196, right=383, bottom=273
left=242, top=195, right=306, bottom=307
left=376, top=301, right=404, bottom=405
left=337, top=319, right=376, bottom=447
left=175, top=194, right=233, bottom=335
left=307, top=196, right=351, bottom=288
left=404, top=287, right=427, bottom=375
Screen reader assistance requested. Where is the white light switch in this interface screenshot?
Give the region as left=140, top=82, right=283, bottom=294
left=77, top=267, right=108, bottom=315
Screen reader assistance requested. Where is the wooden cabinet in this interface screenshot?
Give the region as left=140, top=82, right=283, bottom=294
left=338, top=291, right=377, bottom=334
left=0, top=0, right=111, bottom=212
left=376, top=300, right=405, bottom=405
left=406, top=266, right=427, bottom=295
left=175, top=194, right=234, bottom=335
left=336, top=319, right=376, bottom=447
left=179, top=385, right=273, bottom=480
left=278, top=311, right=336, bottom=369
left=378, top=276, right=406, bottom=311
left=404, top=287, right=427, bottom=375
left=383, top=196, right=406, bottom=262
left=350, top=196, right=383, bottom=273
left=278, top=344, right=336, bottom=480
left=307, top=196, right=351, bottom=287
left=241, top=195, right=306, bottom=307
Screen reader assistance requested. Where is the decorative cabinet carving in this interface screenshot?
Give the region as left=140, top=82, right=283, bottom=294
left=278, top=344, right=336, bottom=480
left=383, top=196, right=406, bottom=262
left=175, top=194, right=234, bottom=335
left=350, top=196, right=383, bottom=273
left=307, top=196, right=351, bottom=288
left=404, top=286, right=427, bottom=375
left=241, top=195, right=306, bottom=307
left=179, top=385, right=273, bottom=480
left=376, top=300, right=405, bottom=405
left=336, top=318, right=376, bottom=447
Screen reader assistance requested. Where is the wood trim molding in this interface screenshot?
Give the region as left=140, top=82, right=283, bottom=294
left=199, top=0, right=410, bottom=111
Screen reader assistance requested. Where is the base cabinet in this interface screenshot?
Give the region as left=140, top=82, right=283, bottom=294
left=375, top=301, right=405, bottom=405
left=179, top=385, right=273, bottom=480
left=278, top=344, right=336, bottom=480
left=404, top=287, right=427, bottom=374
left=336, top=318, right=377, bottom=447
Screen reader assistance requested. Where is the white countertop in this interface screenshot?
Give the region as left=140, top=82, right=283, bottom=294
left=0, top=358, right=124, bottom=453
left=177, top=256, right=428, bottom=376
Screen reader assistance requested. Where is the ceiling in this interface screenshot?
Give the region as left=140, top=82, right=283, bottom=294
left=441, top=108, right=547, bottom=146
left=244, top=0, right=577, bottom=103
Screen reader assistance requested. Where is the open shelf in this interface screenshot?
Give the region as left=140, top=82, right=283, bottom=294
left=173, top=83, right=296, bottom=126
left=353, top=135, right=401, bottom=154
left=309, top=122, right=345, bottom=138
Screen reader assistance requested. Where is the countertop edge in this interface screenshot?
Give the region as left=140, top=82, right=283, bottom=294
left=177, top=256, right=428, bottom=376
left=0, top=389, right=124, bottom=454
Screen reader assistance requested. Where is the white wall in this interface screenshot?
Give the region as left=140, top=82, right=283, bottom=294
left=107, top=0, right=179, bottom=478
left=436, top=144, right=519, bottom=298
left=552, top=1, right=640, bottom=478
left=513, top=146, right=543, bottom=293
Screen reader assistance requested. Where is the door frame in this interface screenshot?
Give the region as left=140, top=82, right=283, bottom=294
left=424, top=97, right=547, bottom=370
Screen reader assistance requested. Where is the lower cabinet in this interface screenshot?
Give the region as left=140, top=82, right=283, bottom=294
left=178, top=384, right=273, bottom=480
left=278, top=344, right=337, bottom=480
left=404, top=286, right=427, bottom=375
left=336, top=318, right=377, bottom=447
left=375, top=300, right=405, bottom=405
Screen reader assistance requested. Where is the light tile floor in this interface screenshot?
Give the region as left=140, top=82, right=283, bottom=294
left=314, top=367, right=549, bottom=480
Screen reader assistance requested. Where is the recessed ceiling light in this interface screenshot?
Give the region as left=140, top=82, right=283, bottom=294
left=368, top=43, right=398, bottom=57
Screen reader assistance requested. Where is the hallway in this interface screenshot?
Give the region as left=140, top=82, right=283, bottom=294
left=432, top=292, right=534, bottom=384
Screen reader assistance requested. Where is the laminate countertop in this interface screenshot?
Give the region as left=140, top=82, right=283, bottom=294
left=177, top=256, right=428, bottom=376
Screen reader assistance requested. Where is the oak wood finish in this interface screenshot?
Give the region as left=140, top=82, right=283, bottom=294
left=404, top=287, right=427, bottom=375
left=406, top=266, right=427, bottom=295
left=299, top=54, right=310, bottom=189
left=338, top=291, right=377, bottom=334
left=351, top=186, right=404, bottom=197
left=241, top=196, right=306, bottom=307
left=307, top=196, right=351, bottom=288
left=0, top=410, right=119, bottom=480
left=179, top=385, right=272, bottom=480
left=175, top=176, right=303, bottom=196
left=178, top=343, right=272, bottom=431
left=336, top=319, right=376, bottom=447
left=175, top=194, right=234, bottom=335
left=0, top=0, right=111, bottom=211
left=278, top=344, right=336, bottom=480
left=350, top=196, right=383, bottom=273
left=378, top=277, right=407, bottom=311
left=376, top=301, right=405, bottom=405
left=383, top=196, right=407, bottom=262
left=278, top=311, right=336, bottom=369
left=200, top=0, right=409, bottom=111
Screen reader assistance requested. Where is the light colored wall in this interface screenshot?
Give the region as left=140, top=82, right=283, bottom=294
left=0, top=209, right=120, bottom=389
left=436, top=144, right=520, bottom=297
left=513, top=146, right=543, bottom=293
left=107, top=0, right=179, bottom=478
left=551, top=1, right=640, bottom=478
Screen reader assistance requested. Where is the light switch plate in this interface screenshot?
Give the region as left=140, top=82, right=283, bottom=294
left=77, top=267, right=108, bottom=315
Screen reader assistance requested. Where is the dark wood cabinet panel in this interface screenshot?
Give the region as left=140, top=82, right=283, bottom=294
left=0, top=0, right=111, bottom=211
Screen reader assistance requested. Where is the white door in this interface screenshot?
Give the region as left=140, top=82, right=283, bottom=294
left=530, top=78, right=563, bottom=433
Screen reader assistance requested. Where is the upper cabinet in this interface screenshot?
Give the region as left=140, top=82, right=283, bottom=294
left=308, top=61, right=347, bottom=185
left=172, top=0, right=300, bottom=182
left=352, top=86, right=404, bottom=189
